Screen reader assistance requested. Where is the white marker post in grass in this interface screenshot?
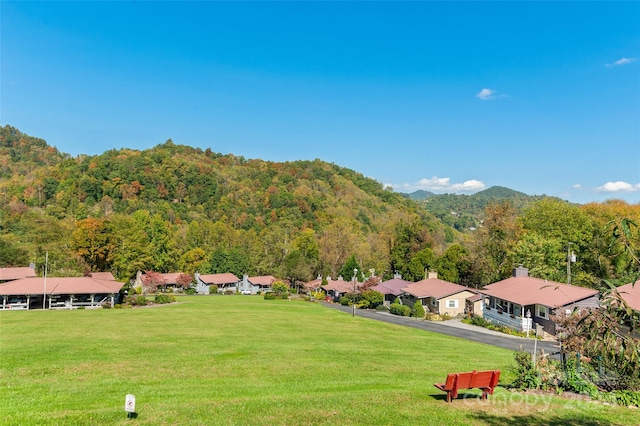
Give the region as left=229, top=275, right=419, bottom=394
left=125, top=394, right=136, bottom=419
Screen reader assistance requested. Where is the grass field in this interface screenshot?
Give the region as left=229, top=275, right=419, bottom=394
left=1, top=296, right=637, bottom=425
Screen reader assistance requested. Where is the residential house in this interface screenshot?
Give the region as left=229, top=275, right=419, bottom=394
left=617, top=280, right=640, bottom=311
left=320, top=276, right=362, bottom=301
left=195, top=273, right=241, bottom=294
left=303, top=275, right=324, bottom=296
left=134, top=271, right=190, bottom=293
left=479, top=266, right=600, bottom=335
left=401, top=271, right=477, bottom=317
left=242, top=275, right=278, bottom=294
left=0, top=276, right=124, bottom=310
left=370, top=273, right=413, bottom=307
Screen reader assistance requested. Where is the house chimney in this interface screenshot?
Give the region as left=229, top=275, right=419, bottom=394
left=513, top=265, right=528, bottom=277
left=393, top=272, right=402, bottom=279
left=427, top=271, right=438, bottom=280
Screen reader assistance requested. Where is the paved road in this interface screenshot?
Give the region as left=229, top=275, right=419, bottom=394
left=322, top=302, right=560, bottom=358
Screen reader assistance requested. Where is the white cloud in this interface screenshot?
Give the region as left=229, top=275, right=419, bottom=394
left=476, top=88, right=496, bottom=100
left=595, top=181, right=640, bottom=193
left=388, top=177, right=486, bottom=194
left=606, top=57, right=637, bottom=67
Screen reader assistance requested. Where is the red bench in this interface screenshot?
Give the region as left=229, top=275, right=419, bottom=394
left=434, top=370, right=500, bottom=402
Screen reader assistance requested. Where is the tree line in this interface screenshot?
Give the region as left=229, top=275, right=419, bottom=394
left=0, top=125, right=638, bottom=291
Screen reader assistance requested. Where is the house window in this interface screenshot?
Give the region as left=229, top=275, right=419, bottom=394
left=446, top=299, right=458, bottom=309
left=537, top=305, right=549, bottom=319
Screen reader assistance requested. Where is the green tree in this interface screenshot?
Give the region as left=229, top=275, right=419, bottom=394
left=0, top=237, right=28, bottom=267
left=436, top=244, right=469, bottom=284
left=508, top=233, right=565, bottom=282
left=208, top=247, right=251, bottom=277
left=407, top=247, right=436, bottom=281
left=179, top=248, right=208, bottom=275
left=469, top=201, right=522, bottom=285
left=338, top=254, right=361, bottom=281
left=71, top=218, right=114, bottom=272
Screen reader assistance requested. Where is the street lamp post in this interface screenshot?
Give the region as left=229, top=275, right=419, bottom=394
left=352, top=268, right=358, bottom=317
left=567, top=242, right=576, bottom=285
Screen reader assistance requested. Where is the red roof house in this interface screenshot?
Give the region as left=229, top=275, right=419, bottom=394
left=401, top=272, right=477, bottom=316
left=479, top=266, right=600, bottom=335
left=0, top=276, right=124, bottom=310
left=617, top=281, right=640, bottom=311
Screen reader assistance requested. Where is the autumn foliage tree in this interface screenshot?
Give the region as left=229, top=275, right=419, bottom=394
left=176, top=273, right=193, bottom=289
left=141, top=271, right=166, bottom=294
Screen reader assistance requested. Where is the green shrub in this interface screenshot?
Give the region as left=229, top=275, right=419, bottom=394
left=561, top=358, right=599, bottom=397
left=264, top=292, right=276, bottom=300
left=375, top=304, right=389, bottom=312
left=511, top=349, right=541, bottom=390
left=185, top=288, right=196, bottom=295
left=271, top=281, right=289, bottom=294
left=154, top=294, right=176, bottom=304
left=360, top=290, right=383, bottom=309
left=411, top=301, right=425, bottom=318
left=208, top=285, right=218, bottom=294
left=390, top=303, right=411, bottom=317
left=126, top=295, right=148, bottom=306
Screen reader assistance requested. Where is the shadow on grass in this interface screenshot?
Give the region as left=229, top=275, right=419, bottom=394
left=470, top=411, right=622, bottom=426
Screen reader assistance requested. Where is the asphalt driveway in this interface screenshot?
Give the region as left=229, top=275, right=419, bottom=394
left=322, top=302, right=560, bottom=358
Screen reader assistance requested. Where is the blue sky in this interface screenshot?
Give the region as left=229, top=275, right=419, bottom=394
left=1, top=1, right=639, bottom=204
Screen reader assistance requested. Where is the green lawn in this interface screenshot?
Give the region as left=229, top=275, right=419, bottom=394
left=0, top=296, right=637, bottom=425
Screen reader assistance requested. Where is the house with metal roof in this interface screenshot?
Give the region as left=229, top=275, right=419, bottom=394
left=320, top=276, right=362, bottom=301
left=370, top=273, right=413, bottom=306
left=478, top=266, right=600, bottom=335
left=195, top=272, right=241, bottom=294
left=0, top=266, right=37, bottom=283
left=401, top=271, right=478, bottom=317
left=0, top=276, right=124, bottom=310
left=243, top=275, right=279, bottom=294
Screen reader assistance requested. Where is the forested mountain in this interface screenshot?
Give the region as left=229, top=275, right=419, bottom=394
left=407, top=186, right=559, bottom=231
left=1, top=125, right=638, bottom=290
left=0, top=125, right=453, bottom=283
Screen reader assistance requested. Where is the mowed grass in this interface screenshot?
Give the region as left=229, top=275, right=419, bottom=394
left=1, top=296, right=637, bottom=425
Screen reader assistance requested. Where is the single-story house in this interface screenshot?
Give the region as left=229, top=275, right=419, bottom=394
left=0, top=276, right=124, bottom=310
left=401, top=271, right=478, bottom=317
left=242, top=275, right=278, bottom=294
left=134, top=271, right=192, bottom=292
left=617, top=280, right=640, bottom=311
left=0, top=266, right=37, bottom=283
left=479, top=266, right=600, bottom=335
left=320, top=276, right=362, bottom=300
left=195, top=273, right=241, bottom=294
left=303, top=276, right=324, bottom=295
left=370, top=273, right=413, bottom=306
